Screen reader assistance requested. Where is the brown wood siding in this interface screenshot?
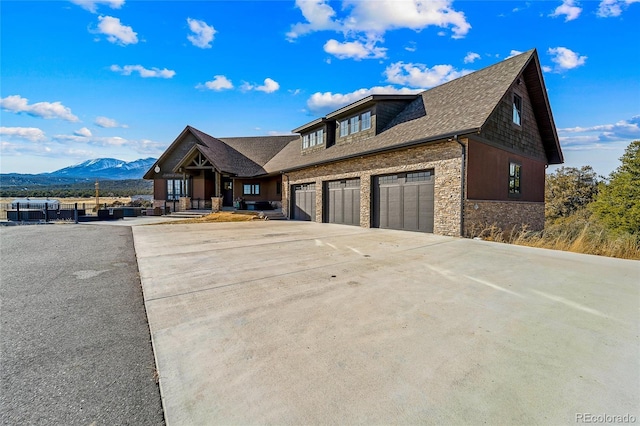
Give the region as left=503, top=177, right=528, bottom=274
left=192, top=171, right=205, bottom=200
left=153, top=178, right=166, bottom=200
left=467, top=138, right=545, bottom=202
left=233, top=176, right=282, bottom=202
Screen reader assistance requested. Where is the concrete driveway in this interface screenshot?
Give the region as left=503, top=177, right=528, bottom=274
left=132, top=221, right=639, bottom=425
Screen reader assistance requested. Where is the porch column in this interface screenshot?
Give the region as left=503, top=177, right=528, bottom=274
left=215, top=170, right=222, bottom=197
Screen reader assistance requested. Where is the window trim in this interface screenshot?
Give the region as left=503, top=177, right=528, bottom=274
left=340, top=120, right=349, bottom=137
left=167, top=178, right=189, bottom=200
left=508, top=161, right=522, bottom=196
left=243, top=183, right=260, bottom=196
left=513, top=94, right=522, bottom=126
left=361, top=111, right=371, bottom=130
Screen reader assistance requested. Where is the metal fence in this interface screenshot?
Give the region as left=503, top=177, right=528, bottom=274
left=0, top=202, right=129, bottom=222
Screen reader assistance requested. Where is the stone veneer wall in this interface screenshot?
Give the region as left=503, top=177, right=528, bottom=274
left=283, top=140, right=464, bottom=236
left=464, top=200, right=545, bottom=235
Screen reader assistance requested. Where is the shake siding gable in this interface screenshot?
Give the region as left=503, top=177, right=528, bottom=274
left=480, top=77, right=547, bottom=161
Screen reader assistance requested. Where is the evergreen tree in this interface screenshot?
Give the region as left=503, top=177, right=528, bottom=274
left=591, top=140, right=640, bottom=235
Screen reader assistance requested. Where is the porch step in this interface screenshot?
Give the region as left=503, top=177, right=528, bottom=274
left=260, top=211, right=287, bottom=220
left=168, top=210, right=209, bottom=218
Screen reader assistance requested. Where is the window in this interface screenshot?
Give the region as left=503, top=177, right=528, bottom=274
left=309, top=131, right=316, bottom=146
left=316, top=128, right=324, bottom=145
left=406, top=171, right=431, bottom=182
left=513, top=94, right=522, bottom=126
left=276, top=182, right=281, bottom=195
left=167, top=179, right=188, bottom=200
left=340, top=120, right=349, bottom=137
left=350, top=115, right=360, bottom=134
left=302, top=134, right=309, bottom=149
left=509, top=162, right=521, bottom=195
left=378, top=175, right=398, bottom=185
left=243, top=184, right=260, bottom=195
left=361, top=111, right=371, bottom=130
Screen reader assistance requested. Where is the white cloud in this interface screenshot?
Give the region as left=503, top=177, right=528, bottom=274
left=110, top=64, right=175, bottom=78
left=404, top=42, right=417, bottom=52
left=547, top=47, right=587, bottom=71
left=97, top=15, right=138, bottom=45
left=69, top=0, right=124, bottom=13
left=94, top=116, right=127, bottom=128
left=287, top=0, right=471, bottom=59
left=242, top=78, right=280, bottom=93
left=196, top=75, right=234, bottom=91
left=286, top=0, right=341, bottom=40
left=0, top=127, right=46, bottom=142
left=323, top=38, right=387, bottom=60
left=558, top=116, right=640, bottom=143
left=54, top=134, right=128, bottom=146
left=74, top=127, right=93, bottom=137
left=307, top=85, right=422, bottom=113
left=342, top=0, right=471, bottom=39
left=384, top=61, right=471, bottom=88
left=550, top=0, right=582, bottom=21
left=463, top=52, right=481, bottom=64
left=0, top=95, right=80, bottom=122
left=507, top=49, right=523, bottom=58
left=187, top=18, right=216, bottom=48
left=597, top=0, right=639, bottom=17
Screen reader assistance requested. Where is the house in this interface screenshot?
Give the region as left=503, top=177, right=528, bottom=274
left=144, top=49, right=563, bottom=236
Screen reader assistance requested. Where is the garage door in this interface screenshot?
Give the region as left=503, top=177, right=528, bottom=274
left=291, top=183, right=316, bottom=221
left=373, top=171, right=434, bottom=232
left=324, top=179, right=360, bottom=226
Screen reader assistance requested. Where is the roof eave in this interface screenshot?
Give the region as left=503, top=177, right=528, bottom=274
left=279, top=128, right=478, bottom=173
left=325, top=94, right=420, bottom=120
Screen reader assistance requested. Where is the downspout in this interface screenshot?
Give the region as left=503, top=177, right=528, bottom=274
left=281, top=171, right=289, bottom=219
left=454, top=135, right=466, bottom=237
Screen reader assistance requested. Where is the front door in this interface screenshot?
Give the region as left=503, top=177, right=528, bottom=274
left=222, top=178, right=233, bottom=206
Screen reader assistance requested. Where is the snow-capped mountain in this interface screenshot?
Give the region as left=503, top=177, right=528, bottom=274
left=46, top=157, right=157, bottom=179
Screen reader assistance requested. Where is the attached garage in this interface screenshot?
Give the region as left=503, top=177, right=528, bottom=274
left=373, top=171, right=434, bottom=233
left=324, top=179, right=361, bottom=226
left=291, top=183, right=316, bottom=221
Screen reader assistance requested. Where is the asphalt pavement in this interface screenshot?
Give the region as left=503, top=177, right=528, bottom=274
left=0, top=224, right=164, bottom=426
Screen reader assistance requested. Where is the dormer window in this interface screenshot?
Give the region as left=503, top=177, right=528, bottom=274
left=339, top=110, right=372, bottom=138
left=513, top=94, right=522, bottom=126
left=302, top=128, right=325, bottom=150
left=350, top=115, right=359, bottom=133
left=361, top=111, right=371, bottom=130
left=340, top=120, right=349, bottom=137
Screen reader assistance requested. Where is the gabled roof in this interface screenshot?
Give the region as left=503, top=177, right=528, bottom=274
left=143, top=126, right=297, bottom=178
left=264, top=49, right=562, bottom=173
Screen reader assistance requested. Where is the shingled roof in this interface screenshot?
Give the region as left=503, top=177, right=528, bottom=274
left=145, top=49, right=562, bottom=180
left=263, top=49, right=562, bottom=173
left=143, top=126, right=297, bottom=179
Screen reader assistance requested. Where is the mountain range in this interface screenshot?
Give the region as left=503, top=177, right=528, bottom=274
left=45, top=157, right=157, bottom=179
left=1, top=158, right=157, bottom=182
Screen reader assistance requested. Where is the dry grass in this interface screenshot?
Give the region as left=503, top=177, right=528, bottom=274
left=467, top=214, right=640, bottom=260
left=160, top=211, right=261, bottom=224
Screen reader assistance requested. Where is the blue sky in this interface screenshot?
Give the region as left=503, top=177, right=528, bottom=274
left=1, top=0, right=639, bottom=176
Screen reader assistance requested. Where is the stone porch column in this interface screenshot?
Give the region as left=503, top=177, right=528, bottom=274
left=179, top=197, right=191, bottom=211
left=211, top=197, right=223, bottom=212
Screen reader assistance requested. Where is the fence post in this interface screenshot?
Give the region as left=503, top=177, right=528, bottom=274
left=45, top=202, right=49, bottom=222
left=16, top=202, right=20, bottom=221
left=74, top=203, right=79, bottom=224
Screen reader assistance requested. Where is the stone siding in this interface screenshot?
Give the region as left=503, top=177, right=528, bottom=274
left=283, top=140, right=464, bottom=236
left=464, top=200, right=545, bottom=235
